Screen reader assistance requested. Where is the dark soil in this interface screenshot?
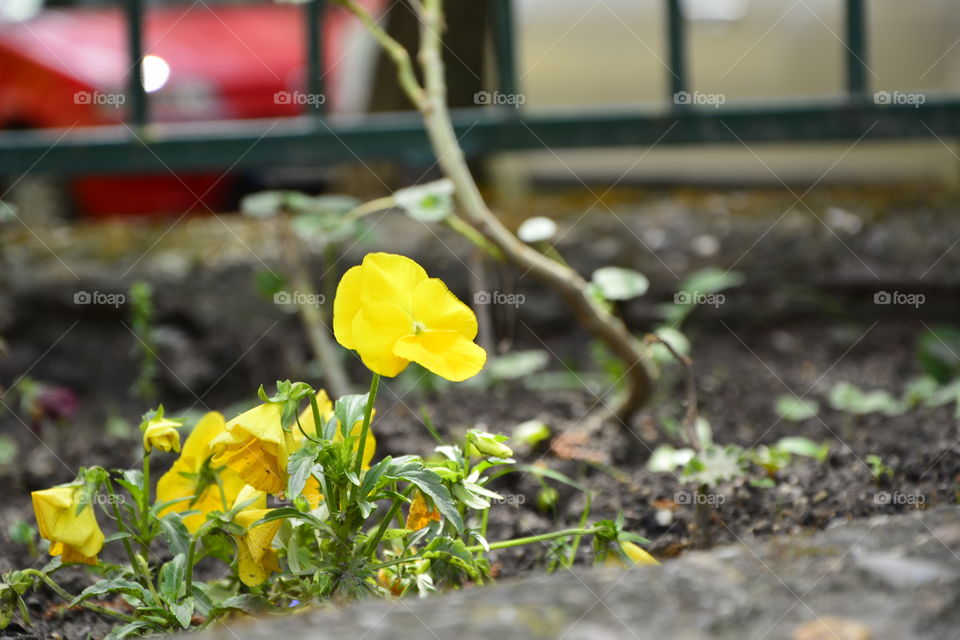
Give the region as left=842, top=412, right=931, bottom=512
left=2, top=313, right=957, bottom=638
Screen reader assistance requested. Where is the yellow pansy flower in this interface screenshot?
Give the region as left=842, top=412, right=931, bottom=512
left=605, top=541, right=660, bottom=568
left=31, top=485, right=105, bottom=565
left=333, top=253, right=486, bottom=381
left=405, top=491, right=441, bottom=531
left=209, top=401, right=297, bottom=495
left=231, top=486, right=282, bottom=587
left=156, top=412, right=245, bottom=533
left=142, top=412, right=182, bottom=453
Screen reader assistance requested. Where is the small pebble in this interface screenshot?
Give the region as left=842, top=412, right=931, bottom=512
left=794, top=616, right=871, bottom=640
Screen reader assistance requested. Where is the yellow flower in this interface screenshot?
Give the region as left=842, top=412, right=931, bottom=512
left=405, top=491, right=441, bottom=531
left=209, top=401, right=297, bottom=495
left=606, top=541, right=660, bottom=568
left=156, top=412, right=245, bottom=533
left=142, top=415, right=182, bottom=453
left=31, top=485, right=105, bottom=565
left=333, top=253, right=486, bottom=381
left=231, top=486, right=282, bottom=587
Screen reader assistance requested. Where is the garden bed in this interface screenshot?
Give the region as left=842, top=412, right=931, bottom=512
left=0, top=185, right=957, bottom=637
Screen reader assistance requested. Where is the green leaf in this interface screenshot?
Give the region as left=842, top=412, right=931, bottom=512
left=158, top=554, right=187, bottom=600
left=828, top=382, right=904, bottom=416
left=158, top=514, right=191, bottom=558
left=334, top=394, right=369, bottom=438
left=917, top=324, right=960, bottom=383
left=70, top=578, right=149, bottom=607
left=104, top=621, right=151, bottom=640
left=680, top=268, right=745, bottom=297
left=646, top=444, right=696, bottom=472
left=487, top=350, right=550, bottom=381
left=394, top=179, right=455, bottom=223
left=512, top=420, right=552, bottom=448
left=774, top=395, right=820, bottom=422
left=683, top=445, right=746, bottom=487
left=250, top=508, right=327, bottom=530
left=172, top=597, right=194, bottom=629
left=591, top=267, right=649, bottom=301
left=401, top=469, right=464, bottom=533
left=287, top=445, right=319, bottom=501
left=359, top=456, right=393, bottom=500
left=776, top=436, right=829, bottom=462
left=517, top=216, right=557, bottom=243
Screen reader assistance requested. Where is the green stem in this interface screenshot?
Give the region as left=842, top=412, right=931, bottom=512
left=25, top=570, right=138, bottom=623
left=465, top=527, right=604, bottom=553
left=185, top=535, right=197, bottom=598
left=141, top=450, right=151, bottom=557
left=364, top=486, right=414, bottom=557
left=105, top=479, right=144, bottom=581
left=353, top=373, right=380, bottom=479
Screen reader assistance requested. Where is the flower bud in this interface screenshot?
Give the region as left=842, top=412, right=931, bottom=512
left=468, top=431, right=513, bottom=459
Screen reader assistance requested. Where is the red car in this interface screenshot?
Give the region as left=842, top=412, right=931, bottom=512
left=0, top=0, right=382, bottom=218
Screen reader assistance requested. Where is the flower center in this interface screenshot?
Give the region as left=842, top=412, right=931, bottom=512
left=412, top=320, right=427, bottom=335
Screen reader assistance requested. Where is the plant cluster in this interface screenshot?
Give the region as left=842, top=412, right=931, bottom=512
left=1, top=254, right=656, bottom=639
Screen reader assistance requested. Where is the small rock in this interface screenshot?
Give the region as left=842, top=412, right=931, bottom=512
left=691, top=234, right=720, bottom=257
left=824, top=206, right=864, bottom=235
left=852, top=549, right=957, bottom=589
left=794, top=616, right=871, bottom=640
left=655, top=508, right=673, bottom=527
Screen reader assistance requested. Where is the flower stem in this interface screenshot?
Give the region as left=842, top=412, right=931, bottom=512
left=105, top=479, right=153, bottom=590
left=464, top=527, right=605, bottom=553
left=140, top=450, right=151, bottom=557
left=25, top=570, right=138, bottom=623
left=185, top=535, right=197, bottom=598
left=353, top=373, right=380, bottom=479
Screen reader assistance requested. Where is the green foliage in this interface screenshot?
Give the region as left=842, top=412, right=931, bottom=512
left=774, top=395, right=820, bottom=422
left=589, top=267, right=649, bottom=302
left=128, top=281, right=158, bottom=405
left=917, top=324, right=960, bottom=384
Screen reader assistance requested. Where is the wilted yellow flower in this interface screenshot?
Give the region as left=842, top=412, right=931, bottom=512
left=405, top=491, right=441, bottom=531
left=610, top=541, right=660, bottom=567
left=210, top=401, right=297, bottom=495
left=31, top=485, right=104, bottom=565
left=156, top=412, right=244, bottom=533
left=231, top=486, right=282, bottom=587
left=142, top=415, right=182, bottom=453
left=333, top=253, right=486, bottom=381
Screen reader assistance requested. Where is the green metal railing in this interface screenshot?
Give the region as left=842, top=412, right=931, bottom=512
left=1, top=0, right=958, bottom=176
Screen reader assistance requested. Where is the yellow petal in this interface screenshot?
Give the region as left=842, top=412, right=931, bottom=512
left=333, top=265, right=363, bottom=349
left=143, top=421, right=181, bottom=453
left=359, top=253, right=427, bottom=314
left=393, top=330, right=486, bottom=382
left=222, top=403, right=286, bottom=446
left=405, top=491, right=441, bottom=531
left=351, top=304, right=412, bottom=377
left=411, top=278, right=478, bottom=339
left=621, top=541, right=660, bottom=566
left=234, top=506, right=282, bottom=586
left=212, top=439, right=285, bottom=495
left=32, top=485, right=104, bottom=562
left=181, top=412, right=227, bottom=462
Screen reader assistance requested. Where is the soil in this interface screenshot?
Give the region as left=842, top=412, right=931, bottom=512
left=1, top=185, right=958, bottom=638
left=1, top=314, right=957, bottom=639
